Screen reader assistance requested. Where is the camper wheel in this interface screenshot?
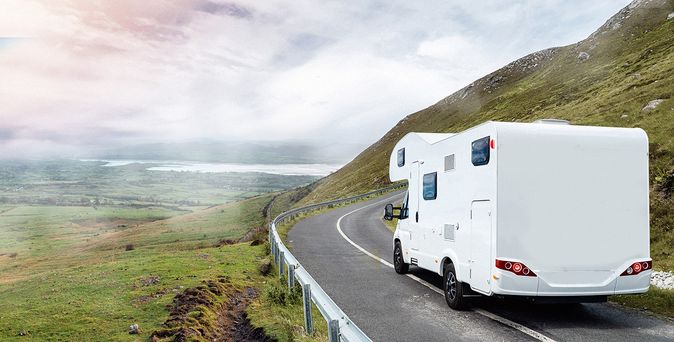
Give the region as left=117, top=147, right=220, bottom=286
left=443, top=263, right=467, bottom=310
left=393, top=241, right=408, bottom=274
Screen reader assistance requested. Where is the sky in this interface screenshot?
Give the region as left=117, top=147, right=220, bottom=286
left=0, top=0, right=630, bottom=159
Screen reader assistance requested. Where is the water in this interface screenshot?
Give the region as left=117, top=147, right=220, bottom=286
left=82, top=159, right=341, bottom=176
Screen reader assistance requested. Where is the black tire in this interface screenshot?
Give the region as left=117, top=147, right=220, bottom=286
left=443, top=263, right=467, bottom=310
left=393, top=241, right=409, bottom=274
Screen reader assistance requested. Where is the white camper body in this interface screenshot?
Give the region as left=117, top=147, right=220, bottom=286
left=388, top=121, right=650, bottom=305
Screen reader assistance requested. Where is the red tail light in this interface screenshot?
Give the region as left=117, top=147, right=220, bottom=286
left=620, top=261, right=652, bottom=276
left=495, top=259, right=536, bottom=277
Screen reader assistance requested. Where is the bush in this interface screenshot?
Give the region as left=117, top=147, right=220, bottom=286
left=264, top=281, right=302, bottom=306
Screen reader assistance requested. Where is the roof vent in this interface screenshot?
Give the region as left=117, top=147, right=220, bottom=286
left=533, top=119, right=571, bottom=125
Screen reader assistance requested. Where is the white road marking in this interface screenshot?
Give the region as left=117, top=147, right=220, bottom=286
left=335, top=196, right=557, bottom=342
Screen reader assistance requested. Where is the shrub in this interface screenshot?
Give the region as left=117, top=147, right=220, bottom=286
left=264, top=281, right=302, bottom=306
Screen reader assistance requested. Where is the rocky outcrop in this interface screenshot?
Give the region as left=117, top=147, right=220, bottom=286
left=642, top=99, right=665, bottom=111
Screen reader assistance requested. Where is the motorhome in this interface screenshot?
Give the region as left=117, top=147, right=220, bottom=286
left=384, top=120, right=651, bottom=309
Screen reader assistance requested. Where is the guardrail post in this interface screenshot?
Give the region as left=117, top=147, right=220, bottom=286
left=328, top=319, right=340, bottom=342
left=302, top=284, right=313, bottom=335
left=279, top=251, right=285, bottom=278
left=274, top=239, right=278, bottom=265
left=288, top=264, right=296, bottom=289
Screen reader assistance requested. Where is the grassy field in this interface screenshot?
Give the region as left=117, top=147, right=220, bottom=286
left=0, top=160, right=328, bottom=341
left=296, top=1, right=674, bottom=317
left=0, top=194, right=274, bottom=340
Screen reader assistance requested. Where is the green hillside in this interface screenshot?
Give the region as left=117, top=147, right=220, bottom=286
left=300, top=0, right=674, bottom=270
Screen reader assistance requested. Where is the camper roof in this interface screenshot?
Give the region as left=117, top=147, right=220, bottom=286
left=414, top=133, right=455, bottom=144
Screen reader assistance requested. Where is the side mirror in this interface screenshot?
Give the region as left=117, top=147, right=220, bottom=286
left=384, top=203, right=394, bottom=221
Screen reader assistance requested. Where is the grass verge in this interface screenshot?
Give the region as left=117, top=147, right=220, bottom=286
left=248, top=271, right=328, bottom=342
left=611, top=287, right=674, bottom=319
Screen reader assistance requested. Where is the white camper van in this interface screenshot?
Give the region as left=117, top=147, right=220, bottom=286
left=384, top=120, right=651, bottom=309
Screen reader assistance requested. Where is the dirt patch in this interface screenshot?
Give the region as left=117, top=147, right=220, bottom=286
left=237, top=226, right=268, bottom=245
left=141, top=275, right=161, bottom=286
left=151, top=277, right=275, bottom=342
left=213, top=239, right=237, bottom=247
left=135, top=288, right=169, bottom=305
left=657, top=169, right=674, bottom=198
left=258, top=259, right=272, bottom=276
left=71, top=218, right=155, bottom=231
left=222, top=288, right=275, bottom=342
left=212, top=226, right=268, bottom=248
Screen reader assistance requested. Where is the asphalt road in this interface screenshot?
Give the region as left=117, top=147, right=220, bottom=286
left=288, top=190, right=674, bottom=342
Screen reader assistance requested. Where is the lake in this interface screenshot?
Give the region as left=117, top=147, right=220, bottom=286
left=82, top=159, right=341, bottom=176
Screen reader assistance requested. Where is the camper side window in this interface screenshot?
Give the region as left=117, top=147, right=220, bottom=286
left=397, top=148, right=405, bottom=167
left=471, top=136, right=490, bottom=166
left=423, top=172, right=437, bottom=200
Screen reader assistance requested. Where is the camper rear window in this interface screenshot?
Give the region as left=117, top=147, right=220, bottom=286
left=471, top=136, right=490, bottom=166
left=423, top=172, right=437, bottom=200
left=397, top=148, right=405, bottom=167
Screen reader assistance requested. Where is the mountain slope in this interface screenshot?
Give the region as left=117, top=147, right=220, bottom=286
left=300, top=0, right=674, bottom=268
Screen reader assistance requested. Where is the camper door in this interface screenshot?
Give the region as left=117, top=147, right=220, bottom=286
left=405, top=161, right=422, bottom=264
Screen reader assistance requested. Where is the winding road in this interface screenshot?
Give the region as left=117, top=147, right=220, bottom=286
left=288, top=190, right=674, bottom=341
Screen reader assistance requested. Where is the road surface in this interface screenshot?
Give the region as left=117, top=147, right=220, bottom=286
left=288, top=190, right=674, bottom=341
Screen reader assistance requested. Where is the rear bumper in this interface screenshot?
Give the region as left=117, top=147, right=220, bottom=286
left=490, top=269, right=651, bottom=297
left=615, top=269, right=652, bottom=294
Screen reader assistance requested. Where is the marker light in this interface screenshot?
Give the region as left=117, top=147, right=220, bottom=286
left=490, top=139, right=495, bottom=149
left=495, top=259, right=536, bottom=277
left=620, top=260, right=652, bottom=276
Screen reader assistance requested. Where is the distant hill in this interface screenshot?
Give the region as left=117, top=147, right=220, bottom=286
left=300, top=0, right=674, bottom=268
left=86, top=140, right=363, bottom=164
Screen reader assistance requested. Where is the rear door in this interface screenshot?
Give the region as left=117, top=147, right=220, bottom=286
left=470, top=200, right=492, bottom=293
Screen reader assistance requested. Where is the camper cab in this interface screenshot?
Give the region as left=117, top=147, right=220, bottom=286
left=384, top=120, right=651, bottom=309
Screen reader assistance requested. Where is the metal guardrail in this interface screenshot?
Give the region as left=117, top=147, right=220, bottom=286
left=268, top=183, right=405, bottom=342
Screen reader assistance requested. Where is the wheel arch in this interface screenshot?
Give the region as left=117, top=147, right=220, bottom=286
left=441, top=257, right=453, bottom=274
left=439, top=249, right=462, bottom=280
left=393, top=238, right=409, bottom=264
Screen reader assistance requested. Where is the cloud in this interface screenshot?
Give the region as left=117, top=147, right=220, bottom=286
left=194, top=1, right=252, bottom=18
left=0, top=0, right=630, bottom=158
